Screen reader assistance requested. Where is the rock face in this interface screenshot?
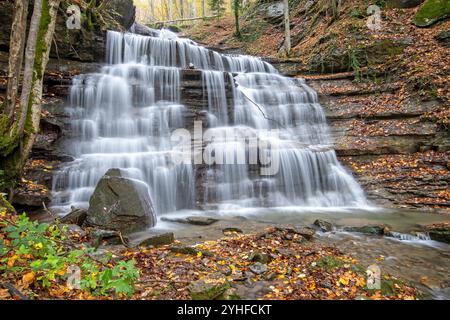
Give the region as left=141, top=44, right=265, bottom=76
left=85, top=168, right=156, bottom=234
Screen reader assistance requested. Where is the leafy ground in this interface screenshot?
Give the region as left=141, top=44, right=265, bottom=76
left=0, top=209, right=418, bottom=300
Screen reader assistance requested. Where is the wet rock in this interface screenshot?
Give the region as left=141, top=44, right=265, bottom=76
left=161, top=216, right=218, bottom=226
left=85, top=168, right=156, bottom=234
left=61, top=208, right=87, bottom=226
left=91, top=228, right=122, bottom=247
left=344, top=225, right=390, bottom=235
left=249, top=262, right=268, bottom=275
left=249, top=251, right=272, bottom=264
left=276, top=226, right=315, bottom=240
left=423, top=224, right=450, bottom=244
left=169, top=245, right=199, bottom=255
left=222, top=227, right=243, bottom=234
left=12, top=190, right=50, bottom=209
left=128, top=231, right=175, bottom=247
left=313, top=219, right=334, bottom=232
left=188, top=278, right=230, bottom=300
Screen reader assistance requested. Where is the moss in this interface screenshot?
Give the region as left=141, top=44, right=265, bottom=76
left=0, top=114, right=19, bottom=157
left=315, top=256, right=344, bottom=270
left=413, top=0, right=450, bottom=27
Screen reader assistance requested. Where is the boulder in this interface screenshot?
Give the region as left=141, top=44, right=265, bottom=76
left=413, top=0, right=450, bottom=27
left=313, top=219, right=334, bottom=232
left=435, top=30, right=450, bottom=46
left=249, top=251, right=272, bottom=264
left=61, top=208, right=87, bottom=226
left=423, top=223, right=450, bottom=244
left=129, top=231, right=175, bottom=247
left=344, top=225, right=390, bottom=235
left=85, top=168, right=156, bottom=234
left=188, top=276, right=230, bottom=300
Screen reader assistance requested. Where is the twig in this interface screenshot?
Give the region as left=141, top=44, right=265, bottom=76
left=0, top=282, right=29, bottom=300
left=235, top=84, right=288, bottom=130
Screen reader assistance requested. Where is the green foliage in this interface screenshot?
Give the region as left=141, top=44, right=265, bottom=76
left=0, top=214, right=139, bottom=297
left=348, top=47, right=362, bottom=81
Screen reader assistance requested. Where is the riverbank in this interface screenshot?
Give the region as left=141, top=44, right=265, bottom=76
left=0, top=210, right=422, bottom=300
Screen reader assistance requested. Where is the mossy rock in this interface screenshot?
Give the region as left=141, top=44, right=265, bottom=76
left=413, top=0, right=450, bottom=27
left=188, top=279, right=230, bottom=300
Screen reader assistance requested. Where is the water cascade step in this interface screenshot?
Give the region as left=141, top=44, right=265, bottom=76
left=51, top=28, right=368, bottom=220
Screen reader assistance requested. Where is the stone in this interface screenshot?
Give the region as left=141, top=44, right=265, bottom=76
left=413, top=0, right=450, bottom=27
left=161, top=216, right=218, bottom=226
left=130, top=231, right=175, bottom=247
left=61, top=208, right=87, bottom=226
left=249, top=251, right=272, bottom=264
left=91, top=228, right=122, bottom=247
left=344, top=225, right=390, bottom=235
left=313, top=219, right=334, bottom=232
left=222, top=227, right=243, bottom=234
left=249, top=262, right=268, bottom=275
left=188, top=278, right=230, bottom=300
left=276, top=226, right=315, bottom=240
left=12, top=191, right=51, bottom=209
left=266, top=2, right=284, bottom=18
left=435, top=30, right=450, bottom=46
left=423, top=224, right=450, bottom=244
left=85, top=168, right=156, bottom=234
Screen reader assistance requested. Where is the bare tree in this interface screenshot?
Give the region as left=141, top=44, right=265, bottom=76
left=283, top=0, right=291, bottom=55
left=4, top=0, right=28, bottom=121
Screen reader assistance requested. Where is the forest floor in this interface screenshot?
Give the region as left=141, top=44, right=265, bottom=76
left=0, top=211, right=418, bottom=300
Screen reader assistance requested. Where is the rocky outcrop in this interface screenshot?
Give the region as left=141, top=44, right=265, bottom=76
left=85, top=168, right=156, bottom=234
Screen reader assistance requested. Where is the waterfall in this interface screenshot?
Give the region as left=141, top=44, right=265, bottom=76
left=51, top=29, right=367, bottom=219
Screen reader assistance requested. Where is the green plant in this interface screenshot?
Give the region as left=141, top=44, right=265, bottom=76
left=0, top=213, right=139, bottom=297
left=348, top=47, right=362, bottom=81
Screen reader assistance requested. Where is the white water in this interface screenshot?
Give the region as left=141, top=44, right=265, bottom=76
left=51, top=29, right=368, bottom=218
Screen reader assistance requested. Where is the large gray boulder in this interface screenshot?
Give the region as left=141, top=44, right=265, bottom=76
left=85, top=168, right=156, bottom=234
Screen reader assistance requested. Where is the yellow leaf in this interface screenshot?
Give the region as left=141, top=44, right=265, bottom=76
left=22, top=272, right=35, bottom=287
left=197, top=251, right=203, bottom=258
left=34, top=242, right=43, bottom=250
left=339, top=277, right=349, bottom=286
left=7, top=255, right=18, bottom=268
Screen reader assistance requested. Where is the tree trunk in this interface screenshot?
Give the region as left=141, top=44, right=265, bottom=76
left=179, top=0, right=184, bottom=18
left=17, top=0, right=43, bottom=136
left=283, top=0, right=291, bottom=55
left=20, top=0, right=61, bottom=166
left=202, top=0, right=205, bottom=17
left=168, top=0, right=172, bottom=20
left=4, top=0, right=29, bottom=121
left=234, top=0, right=240, bottom=37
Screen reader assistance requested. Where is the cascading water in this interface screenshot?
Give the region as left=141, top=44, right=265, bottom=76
left=51, top=28, right=367, bottom=220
